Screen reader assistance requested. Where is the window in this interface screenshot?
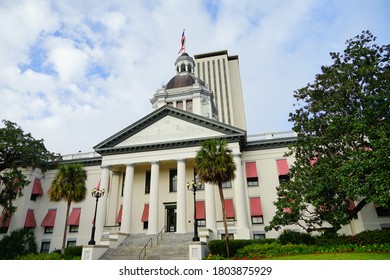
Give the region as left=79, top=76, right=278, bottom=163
left=222, top=180, right=232, bottom=188
left=41, top=209, right=56, bottom=233
left=141, top=204, right=149, bottom=230
left=377, top=207, right=390, bottom=217
left=67, top=240, right=77, bottom=247
left=67, top=208, right=81, bottom=232
left=221, top=233, right=234, bottom=240
left=121, top=173, right=126, bottom=196
left=116, top=206, right=123, bottom=225
left=197, top=220, right=206, bottom=227
left=145, top=171, right=151, bottom=194
left=176, top=101, right=183, bottom=110
left=186, top=100, right=193, bottom=113
left=247, top=177, right=258, bottom=186
left=246, top=162, right=258, bottom=186
left=69, top=225, right=79, bottom=233
left=250, top=197, right=264, bottom=224
left=279, top=175, right=290, bottom=184
left=44, top=227, right=54, bottom=234
left=224, top=199, right=235, bottom=221
left=196, top=201, right=206, bottom=227
left=253, top=234, right=266, bottom=239
left=251, top=216, right=264, bottom=224
left=276, top=159, right=290, bottom=184
left=169, top=169, right=177, bottom=192
left=30, top=178, right=43, bottom=201
left=24, top=209, right=36, bottom=228
left=40, top=241, right=50, bottom=253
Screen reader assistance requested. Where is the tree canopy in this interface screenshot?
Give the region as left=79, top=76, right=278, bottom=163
left=266, top=30, right=390, bottom=234
left=0, top=120, right=60, bottom=220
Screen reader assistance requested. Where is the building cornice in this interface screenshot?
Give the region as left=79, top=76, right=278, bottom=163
left=93, top=105, right=246, bottom=156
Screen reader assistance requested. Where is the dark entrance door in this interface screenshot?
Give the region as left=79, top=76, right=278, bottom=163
left=166, top=205, right=176, bottom=232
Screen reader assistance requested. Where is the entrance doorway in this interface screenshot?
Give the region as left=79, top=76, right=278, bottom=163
left=165, top=205, right=177, bottom=232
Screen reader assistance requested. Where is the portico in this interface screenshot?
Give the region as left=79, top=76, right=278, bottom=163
left=92, top=105, right=250, bottom=240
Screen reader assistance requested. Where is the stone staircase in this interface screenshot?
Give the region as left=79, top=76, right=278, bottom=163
left=146, top=232, right=193, bottom=260
left=99, top=232, right=194, bottom=260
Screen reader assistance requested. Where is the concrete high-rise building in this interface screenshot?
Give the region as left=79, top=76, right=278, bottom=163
left=194, top=50, right=246, bottom=130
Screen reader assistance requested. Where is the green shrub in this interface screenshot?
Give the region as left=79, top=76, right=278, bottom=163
left=316, top=243, right=390, bottom=254
left=208, top=238, right=276, bottom=257
left=314, top=234, right=351, bottom=246
left=0, top=228, right=37, bottom=260
left=65, top=246, right=83, bottom=259
left=16, top=252, right=62, bottom=260
left=278, top=229, right=315, bottom=245
left=352, top=230, right=390, bottom=245
left=236, top=243, right=316, bottom=259
left=235, top=242, right=390, bottom=259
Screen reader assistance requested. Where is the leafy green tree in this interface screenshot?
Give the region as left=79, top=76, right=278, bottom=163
left=0, top=120, right=60, bottom=222
left=48, top=163, right=87, bottom=259
left=0, top=228, right=37, bottom=259
left=266, top=30, right=390, bottom=234
left=195, top=138, right=236, bottom=257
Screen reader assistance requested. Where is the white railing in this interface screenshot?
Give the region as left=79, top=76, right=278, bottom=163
left=62, top=151, right=101, bottom=161
left=247, top=131, right=297, bottom=142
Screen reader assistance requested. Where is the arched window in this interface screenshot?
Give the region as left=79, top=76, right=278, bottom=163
left=186, top=100, right=193, bottom=113
left=176, top=101, right=183, bottom=110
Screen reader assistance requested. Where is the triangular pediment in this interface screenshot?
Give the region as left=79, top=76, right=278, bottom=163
left=94, top=106, right=246, bottom=155
left=116, top=115, right=224, bottom=147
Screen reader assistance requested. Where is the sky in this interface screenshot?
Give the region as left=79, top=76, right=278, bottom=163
left=0, top=0, right=389, bottom=155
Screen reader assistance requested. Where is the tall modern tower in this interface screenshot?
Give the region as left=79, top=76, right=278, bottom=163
left=194, top=50, right=247, bottom=130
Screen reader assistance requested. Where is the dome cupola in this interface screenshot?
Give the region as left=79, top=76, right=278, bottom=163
left=150, top=51, right=217, bottom=120
left=165, top=52, right=205, bottom=89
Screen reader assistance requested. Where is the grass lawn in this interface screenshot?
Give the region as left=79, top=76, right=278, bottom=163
left=268, top=253, right=390, bottom=260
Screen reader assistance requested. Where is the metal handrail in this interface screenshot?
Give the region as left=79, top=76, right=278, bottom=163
left=138, top=238, right=153, bottom=260
left=156, top=226, right=166, bottom=245
left=138, top=226, right=166, bottom=259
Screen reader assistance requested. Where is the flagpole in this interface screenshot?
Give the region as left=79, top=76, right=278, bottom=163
left=178, top=29, right=186, bottom=54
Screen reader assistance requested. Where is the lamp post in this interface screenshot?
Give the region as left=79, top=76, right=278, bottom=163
left=88, top=187, right=105, bottom=245
left=187, top=179, right=202, bottom=242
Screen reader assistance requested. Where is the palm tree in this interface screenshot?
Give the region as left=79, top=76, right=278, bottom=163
left=48, top=163, right=87, bottom=259
left=195, top=138, right=236, bottom=257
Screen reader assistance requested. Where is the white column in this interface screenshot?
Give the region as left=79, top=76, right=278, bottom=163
left=205, top=182, right=217, bottom=238
left=148, top=161, right=160, bottom=234
left=233, top=154, right=251, bottom=239
left=120, top=164, right=134, bottom=234
left=95, top=165, right=110, bottom=242
left=176, top=159, right=187, bottom=233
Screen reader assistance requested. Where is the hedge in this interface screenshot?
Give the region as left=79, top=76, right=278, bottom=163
left=208, top=238, right=276, bottom=257
left=207, top=230, right=390, bottom=259
left=235, top=242, right=390, bottom=259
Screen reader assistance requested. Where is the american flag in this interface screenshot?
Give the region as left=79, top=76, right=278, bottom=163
left=178, top=29, right=186, bottom=54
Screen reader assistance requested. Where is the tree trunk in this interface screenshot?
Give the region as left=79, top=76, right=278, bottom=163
left=61, top=200, right=71, bottom=260
left=217, top=183, right=230, bottom=258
